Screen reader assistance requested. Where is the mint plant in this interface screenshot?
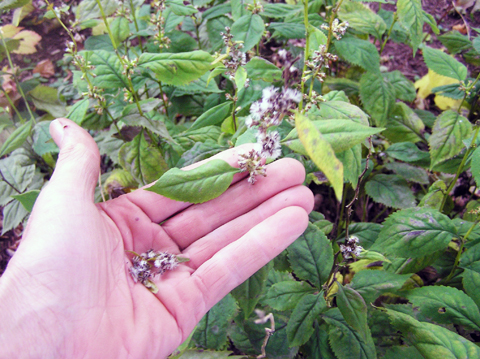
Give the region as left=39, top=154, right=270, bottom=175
left=1, top=0, right=480, bottom=358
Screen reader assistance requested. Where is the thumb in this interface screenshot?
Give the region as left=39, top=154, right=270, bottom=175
left=48, top=118, right=100, bottom=200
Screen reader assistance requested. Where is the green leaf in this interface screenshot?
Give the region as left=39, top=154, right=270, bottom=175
left=2, top=198, right=29, bottom=235
left=359, top=71, right=396, bottom=127
left=429, top=110, right=472, bottom=169
left=303, top=322, right=337, bottom=359
left=322, top=308, right=377, bottom=359
left=264, top=280, right=316, bottom=311
left=166, top=0, right=197, bottom=16
left=28, top=85, right=67, bottom=118
left=172, top=73, right=223, bottom=96
left=338, top=0, right=386, bottom=40
left=82, top=50, right=129, bottom=89
left=207, top=16, right=233, bottom=51
left=287, top=223, right=333, bottom=288
left=284, top=119, right=383, bottom=154
left=193, top=294, right=237, bottom=350
left=76, top=0, right=117, bottom=22
left=231, top=14, right=265, bottom=52
left=337, top=145, right=362, bottom=188
left=405, top=286, right=480, bottom=331
left=230, top=0, right=247, bottom=20
left=32, top=121, right=59, bottom=156
left=110, top=17, right=130, bottom=44
left=234, top=67, right=247, bottom=92
left=176, top=140, right=227, bottom=168
left=462, top=269, right=480, bottom=310
left=473, top=36, right=480, bottom=55
left=67, top=98, right=90, bottom=125
left=118, top=132, right=169, bottom=185
left=147, top=159, right=240, bottom=203
left=372, top=207, right=456, bottom=258
left=384, top=308, right=480, bottom=358
left=0, top=120, right=32, bottom=157
left=471, top=146, right=480, bottom=188
left=365, top=174, right=416, bottom=209
left=262, top=3, right=299, bottom=18
left=423, top=11, right=439, bottom=35
left=334, top=37, right=380, bottom=73
left=350, top=270, right=411, bottom=304
left=269, top=22, right=305, bottom=39
left=397, top=0, right=424, bottom=54
left=174, top=126, right=222, bottom=150
left=384, top=70, right=416, bottom=102
left=324, top=78, right=360, bottom=97
left=231, top=263, right=270, bottom=318
left=244, top=57, right=282, bottom=82
left=188, top=102, right=232, bottom=132
left=311, top=101, right=369, bottom=125
left=0, top=0, right=30, bottom=10
left=287, top=292, right=327, bottom=347
left=386, top=142, right=430, bottom=164
left=308, top=25, right=328, bottom=57
left=422, top=46, right=468, bottom=81
left=11, top=189, right=40, bottom=212
left=336, top=284, right=369, bottom=341
left=0, top=150, right=35, bottom=206
left=295, top=113, right=343, bottom=200
left=431, top=83, right=465, bottom=100
left=348, top=222, right=383, bottom=250
left=383, top=102, right=425, bottom=143
left=384, top=162, right=429, bottom=185
left=439, top=31, right=473, bottom=54
left=202, top=3, right=231, bottom=20
left=138, top=51, right=214, bottom=86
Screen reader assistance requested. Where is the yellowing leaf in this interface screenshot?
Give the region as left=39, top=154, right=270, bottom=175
left=12, top=1, right=34, bottom=26
left=0, top=24, right=22, bottom=38
left=414, top=69, right=462, bottom=110
left=12, top=29, right=41, bottom=54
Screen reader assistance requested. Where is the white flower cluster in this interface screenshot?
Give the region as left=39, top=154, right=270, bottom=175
left=321, top=19, right=349, bottom=40
left=239, top=86, right=301, bottom=184
left=220, top=27, right=247, bottom=80
left=340, top=236, right=363, bottom=259
left=129, top=249, right=179, bottom=292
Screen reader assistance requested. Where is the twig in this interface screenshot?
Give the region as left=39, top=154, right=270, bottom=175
left=451, top=0, right=471, bottom=39
left=254, top=310, right=275, bottom=359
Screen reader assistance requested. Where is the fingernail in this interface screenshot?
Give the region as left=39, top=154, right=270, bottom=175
left=49, top=118, right=66, bottom=147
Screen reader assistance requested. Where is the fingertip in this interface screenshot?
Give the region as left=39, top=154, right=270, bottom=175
left=49, top=118, right=67, bottom=147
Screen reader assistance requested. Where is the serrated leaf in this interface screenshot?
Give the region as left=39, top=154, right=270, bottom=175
left=336, top=284, right=369, bottom=341
left=365, top=174, right=416, bottom=209
left=147, top=159, right=240, bottom=203
left=295, top=113, right=343, bottom=200
left=406, top=286, right=480, bottom=331
left=231, top=14, right=264, bottom=52
left=269, top=22, right=305, bottom=39
left=347, top=222, right=383, bottom=250
left=308, top=25, right=327, bottom=57
left=337, top=145, right=362, bottom=188
left=422, top=46, right=467, bottom=81
left=193, top=294, right=237, bottom=350
left=11, top=189, right=40, bottom=212
left=188, top=102, right=232, bottom=132
left=264, top=280, right=316, bottom=311
left=324, top=77, right=360, bottom=97
left=462, top=269, right=480, bottom=310
left=397, top=0, right=424, bottom=54
left=372, top=207, right=456, bottom=258
left=231, top=263, right=270, bottom=318
left=287, top=292, right=327, bottom=347
left=0, top=150, right=35, bottom=206
left=322, top=308, right=377, bottom=359
left=76, top=0, right=117, bottom=22
left=439, top=31, right=473, bottom=54
left=166, top=0, right=197, bottom=16
left=262, top=3, right=299, bottom=18
left=0, top=119, right=32, bottom=157
left=383, top=102, right=425, bottom=143
left=118, top=132, right=169, bottom=185
left=431, top=83, right=465, bottom=99
left=471, top=146, right=480, bottom=188
left=110, top=17, right=130, bottom=45
left=138, top=51, right=214, bottom=86
left=311, top=101, right=369, bottom=125
left=429, top=110, right=472, bottom=169
left=338, top=0, right=386, bottom=40
left=385, top=162, right=429, bottom=185
left=384, top=308, right=480, bottom=358
left=244, top=57, right=282, bottom=82
left=350, top=271, right=411, bottom=304
left=2, top=198, right=29, bottom=234
left=234, top=67, right=247, bottom=92
left=287, top=223, right=333, bottom=288
left=29, top=85, right=67, bottom=118
left=473, top=36, right=480, bottom=55
left=207, top=16, right=233, bottom=51
left=303, top=322, right=337, bottom=359
left=32, top=120, right=59, bottom=156
left=202, top=3, right=231, bottom=20
left=0, top=0, right=30, bottom=10
left=81, top=50, right=129, bottom=89
left=359, top=71, right=396, bottom=127
left=386, top=142, right=430, bottom=164
left=334, top=36, right=380, bottom=73
left=176, top=140, right=227, bottom=168
left=384, top=70, right=416, bottom=102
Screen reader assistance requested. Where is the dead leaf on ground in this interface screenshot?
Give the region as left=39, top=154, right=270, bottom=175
left=0, top=25, right=41, bottom=54
left=452, top=24, right=468, bottom=34
left=33, top=59, right=55, bottom=78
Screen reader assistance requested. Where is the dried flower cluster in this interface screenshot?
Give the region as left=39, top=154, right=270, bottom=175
left=304, top=45, right=338, bottom=84
left=239, top=86, right=301, bottom=184
left=128, top=249, right=184, bottom=293
left=340, top=236, right=363, bottom=260
left=219, top=27, right=247, bottom=80
left=321, top=18, right=349, bottom=40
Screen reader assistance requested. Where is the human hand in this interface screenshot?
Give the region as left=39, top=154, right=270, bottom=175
left=0, top=118, right=313, bottom=358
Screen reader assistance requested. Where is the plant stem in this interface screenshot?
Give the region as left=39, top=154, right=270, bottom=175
left=0, top=169, right=21, bottom=194
left=156, top=81, right=169, bottom=117
left=299, top=0, right=310, bottom=112
left=379, top=12, right=397, bottom=56
left=129, top=0, right=145, bottom=52
left=1, top=89, right=25, bottom=123
left=440, top=124, right=480, bottom=212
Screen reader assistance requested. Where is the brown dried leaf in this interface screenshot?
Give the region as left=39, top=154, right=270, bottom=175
left=33, top=59, right=55, bottom=78
left=12, top=30, right=41, bottom=54
left=452, top=24, right=468, bottom=35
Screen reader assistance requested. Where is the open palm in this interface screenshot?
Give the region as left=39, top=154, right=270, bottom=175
left=0, top=118, right=313, bottom=358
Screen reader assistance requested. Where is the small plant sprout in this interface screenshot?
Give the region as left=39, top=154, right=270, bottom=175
left=127, top=250, right=189, bottom=293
